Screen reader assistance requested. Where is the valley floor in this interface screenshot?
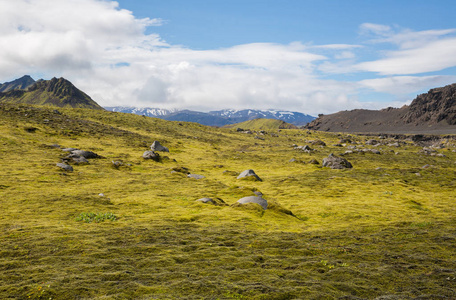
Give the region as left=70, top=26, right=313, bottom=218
left=1, top=104, right=455, bottom=299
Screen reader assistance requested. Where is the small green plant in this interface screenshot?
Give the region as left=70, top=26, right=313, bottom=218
left=76, top=212, right=117, bottom=223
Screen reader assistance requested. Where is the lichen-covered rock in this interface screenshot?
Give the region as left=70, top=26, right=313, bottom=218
left=70, top=150, right=101, bottom=159
left=150, top=141, right=169, bottom=152
left=237, top=196, right=268, bottom=210
left=237, top=169, right=262, bottom=181
left=142, top=151, right=160, bottom=161
left=56, top=163, right=73, bottom=172
left=322, top=154, right=353, bottom=169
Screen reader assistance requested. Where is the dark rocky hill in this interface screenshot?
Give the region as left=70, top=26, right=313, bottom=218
left=0, top=75, right=36, bottom=92
left=0, top=77, right=103, bottom=110
left=306, top=83, right=456, bottom=134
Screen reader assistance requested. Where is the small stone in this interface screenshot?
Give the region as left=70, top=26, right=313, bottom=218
left=237, top=169, right=262, bottom=181
left=188, top=174, right=205, bottom=179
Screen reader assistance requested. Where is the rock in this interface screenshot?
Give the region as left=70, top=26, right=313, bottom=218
left=237, top=169, right=262, bottom=181
left=71, top=156, right=89, bottom=165
left=308, top=159, right=319, bottom=165
left=366, top=139, right=379, bottom=145
left=236, top=128, right=245, bottom=132
left=388, top=142, right=400, bottom=147
left=322, top=154, right=353, bottom=169
left=187, top=174, right=205, bottom=179
left=111, top=161, right=123, bottom=168
left=196, top=197, right=215, bottom=204
left=254, top=135, right=265, bottom=140
left=62, top=147, right=78, bottom=152
left=142, top=151, right=160, bottom=161
left=196, top=197, right=226, bottom=206
left=56, top=163, right=73, bottom=172
left=289, top=158, right=297, bottom=163
left=150, top=141, right=169, bottom=152
left=311, top=139, right=326, bottom=146
left=237, top=196, right=268, bottom=210
left=253, top=191, right=263, bottom=196
left=70, top=150, right=101, bottom=159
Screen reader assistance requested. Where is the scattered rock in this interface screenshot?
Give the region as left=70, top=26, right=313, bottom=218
left=70, top=150, right=101, bottom=159
left=388, top=142, right=400, bottom=147
left=111, top=161, right=123, bottom=168
left=254, top=135, right=265, bottom=140
left=56, top=163, right=73, bottom=172
left=196, top=197, right=215, bottom=204
left=187, top=174, right=205, bottom=179
left=308, top=159, right=319, bottom=165
left=71, top=156, right=89, bottom=165
left=322, top=154, right=353, bottom=169
left=366, top=139, right=379, bottom=145
left=237, top=196, right=268, bottom=210
left=311, top=139, right=326, bottom=146
left=237, top=169, right=262, bottom=181
left=150, top=141, right=169, bottom=152
left=62, top=148, right=78, bottom=152
left=142, top=151, right=160, bottom=161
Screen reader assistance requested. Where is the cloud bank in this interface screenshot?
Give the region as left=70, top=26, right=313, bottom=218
left=1, top=1, right=456, bottom=115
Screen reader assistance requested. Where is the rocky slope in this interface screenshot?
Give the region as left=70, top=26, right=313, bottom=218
left=306, top=83, right=456, bottom=134
left=0, top=77, right=103, bottom=110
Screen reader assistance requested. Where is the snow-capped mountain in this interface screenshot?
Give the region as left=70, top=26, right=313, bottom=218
left=209, top=109, right=315, bottom=126
left=105, top=107, right=178, bottom=117
left=104, top=107, right=316, bottom=127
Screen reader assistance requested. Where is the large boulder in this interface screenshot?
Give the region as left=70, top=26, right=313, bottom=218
left=237, top=169, right=262, bottom=181
left=142, top=151, right=160, bottom=161
left=322, top=154, right=353, bottom=169
left=150, top=141, right=169, bottom=152
left=237, top=196, right=268, bottom=210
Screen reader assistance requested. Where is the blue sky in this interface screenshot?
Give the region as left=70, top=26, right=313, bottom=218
left=1, top=0, right=456, bottom=115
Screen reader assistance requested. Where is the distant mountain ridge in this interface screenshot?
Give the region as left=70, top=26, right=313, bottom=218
left=0, top=75, right=36, bottom=92
left=0, top=76, right=103, bottom=110
left=105, top=107, right=315, bottom=127
left=305, top=83, right=456, bottom=134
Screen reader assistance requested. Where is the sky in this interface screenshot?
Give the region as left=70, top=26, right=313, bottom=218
left=1, top=0, right=456, bottom=115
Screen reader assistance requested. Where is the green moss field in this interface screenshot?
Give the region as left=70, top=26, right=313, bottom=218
left=0, top=103, right=455, bottom=299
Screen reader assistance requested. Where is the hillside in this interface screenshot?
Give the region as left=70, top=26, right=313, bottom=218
left=0, top=77, right=103, bottom=110
left=306, top=83, right=456, bottom=134
left=105, top=107, right=316, bottom=127
left=0, top=102, right=455, bottom=299
left=225, top=118, right=298, bottom=130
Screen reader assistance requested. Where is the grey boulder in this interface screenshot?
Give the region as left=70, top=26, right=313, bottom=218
left=237, top=169, right=262, bottom=181
left=56, top=163, right=73, bottom=172
left=150, top=141, right=169, bottom=152
left=322, top=154, right=353, bottom=169
left=70, top=150, right=101, bottom=159
left=237, top=196, right=268, bottom=210
left=142, top=151, right=160, bottom=161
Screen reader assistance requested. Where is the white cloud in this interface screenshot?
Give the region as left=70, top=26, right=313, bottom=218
left=356, top=24, right=456, bottom=75
left=359, top=75, right=456, bottom=95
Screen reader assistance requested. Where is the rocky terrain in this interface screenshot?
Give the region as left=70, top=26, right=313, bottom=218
left=306, top=83, right=456, bottom=134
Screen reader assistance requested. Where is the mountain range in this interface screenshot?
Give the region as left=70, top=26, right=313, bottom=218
left=105, top=107, right=316, bottom=127
left=305, top=83, right=456, bottom=134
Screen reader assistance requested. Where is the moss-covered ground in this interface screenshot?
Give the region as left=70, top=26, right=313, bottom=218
left=0, top=104, right=455, bottom=299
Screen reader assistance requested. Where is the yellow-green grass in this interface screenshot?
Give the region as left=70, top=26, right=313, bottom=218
left=1, top=103, right=455, bottom=299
